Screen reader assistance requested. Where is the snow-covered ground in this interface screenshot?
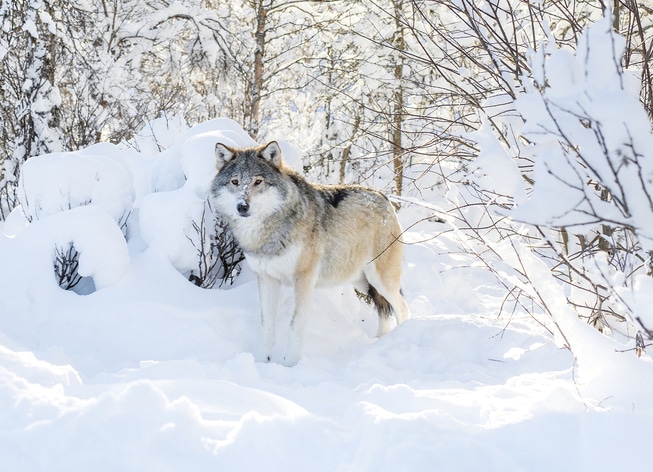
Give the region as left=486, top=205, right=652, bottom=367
left=1, top=118, right=651, bottom=471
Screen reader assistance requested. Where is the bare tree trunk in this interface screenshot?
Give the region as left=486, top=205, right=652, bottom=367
left=249, top=0, right=268, bottom=140
left=391, top=0, right=405, bottom=196
left=339, top=114, right=360, bottom=184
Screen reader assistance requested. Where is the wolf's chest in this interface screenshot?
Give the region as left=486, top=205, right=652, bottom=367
left=245, top=243, right=302, bottom=284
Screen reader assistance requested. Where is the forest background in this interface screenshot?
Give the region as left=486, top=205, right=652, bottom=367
left=2, top=0, right=653, bottom=370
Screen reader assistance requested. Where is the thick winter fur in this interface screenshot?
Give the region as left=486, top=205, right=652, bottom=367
left=209, top=141, right=409, bottom=366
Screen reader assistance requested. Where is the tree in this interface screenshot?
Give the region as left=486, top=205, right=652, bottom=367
left=240, top=0, right=334, bottom=141
left=390, top=0, right=405, bottom=196
left=1, top=0, right=64, bottom=217
left=397, top=0, right=653, bottom=351
left=614, top=0, right=653, bottom=119
left=305, top=0, right=416, bottom=192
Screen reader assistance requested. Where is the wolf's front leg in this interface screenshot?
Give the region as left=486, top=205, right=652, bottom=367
left=257, top=274, right=280, bottom=362
left=284, top=276, right=316, bottom=367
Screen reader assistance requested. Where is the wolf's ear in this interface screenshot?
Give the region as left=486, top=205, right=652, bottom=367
left=259, top=141, right=282, bottom=168
left=215, top=143, right=235, bottom=171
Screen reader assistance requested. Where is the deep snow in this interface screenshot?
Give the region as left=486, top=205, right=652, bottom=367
left=1, top=118, right=651, bottom=471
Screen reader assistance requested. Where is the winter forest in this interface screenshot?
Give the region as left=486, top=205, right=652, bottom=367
left=2, top=0, right=653, bottom=470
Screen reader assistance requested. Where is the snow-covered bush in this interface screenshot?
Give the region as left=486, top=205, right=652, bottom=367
left=18, top=143, right=135, bottom=226
left=138, top=118, right=256, bottom=287
left=16, top=142, right=134, bottom=292
left=464, top=10, right=653, bottom=358
left=510, top=16, right=653, bottom=337
left=513, top=17, right=653, bottom=237
left=0, top=205, right=131, bottom=299
left=8, top=117, right=263, bottom=293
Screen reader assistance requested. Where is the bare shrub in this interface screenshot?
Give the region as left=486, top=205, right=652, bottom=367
left=54, top=243, right=82, bottom=291
left=188, top=200, right=245, bottom=289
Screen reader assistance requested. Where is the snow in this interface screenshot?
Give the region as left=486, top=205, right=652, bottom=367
left=3, top=11, right=653, bottom=468
left=18, top=144, right=134, bottom=225
left=1, top=115, right=651, bottom=471
left=511, top=17, right=653, bottom=248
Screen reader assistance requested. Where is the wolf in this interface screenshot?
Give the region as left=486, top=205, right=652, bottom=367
left=209, top=141, right=409, bottom=366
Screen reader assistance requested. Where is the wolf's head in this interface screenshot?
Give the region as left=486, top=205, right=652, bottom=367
left=209, top=141, right=285, bottom=220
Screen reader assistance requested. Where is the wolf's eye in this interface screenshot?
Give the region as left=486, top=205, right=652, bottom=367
left=230, top=178, right=239, bottom=186
left=253, top=178, right=264, bottom=186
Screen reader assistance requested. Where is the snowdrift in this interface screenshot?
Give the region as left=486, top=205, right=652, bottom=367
left=1, top=118, right=651, bottom=471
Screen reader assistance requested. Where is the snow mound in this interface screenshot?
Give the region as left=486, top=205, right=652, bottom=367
left=1, top=116, right=651, bottom=471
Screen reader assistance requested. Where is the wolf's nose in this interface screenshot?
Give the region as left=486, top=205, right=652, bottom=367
left=237, top=201, right=250, bottom=216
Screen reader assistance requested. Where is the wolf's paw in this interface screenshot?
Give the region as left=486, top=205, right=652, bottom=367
left=254, top=351, right=272, bottom=363
left=282, top=352, right=300, bottom=367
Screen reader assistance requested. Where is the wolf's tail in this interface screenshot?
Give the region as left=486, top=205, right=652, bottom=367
left=367, top=284, right=394, bottom=319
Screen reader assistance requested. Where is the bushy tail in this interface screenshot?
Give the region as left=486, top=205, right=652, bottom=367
left=367, top=284, right=394, bottom=319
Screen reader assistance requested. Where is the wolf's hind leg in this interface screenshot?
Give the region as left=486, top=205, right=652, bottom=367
left=365, top=268, right=410, bottom=336
left=257, top=274, right=280, bottom=362
left=367, top=233, right=409, bottom=333
left=372, top=286, right=409, bottom=336
left=387, top=289, right=409, bottom=326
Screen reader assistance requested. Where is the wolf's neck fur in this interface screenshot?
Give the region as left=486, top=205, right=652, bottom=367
left=234, top=193, right=308, bottom=257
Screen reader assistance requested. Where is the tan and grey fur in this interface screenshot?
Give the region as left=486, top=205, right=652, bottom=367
left=209, top=141, right=409, bottom=366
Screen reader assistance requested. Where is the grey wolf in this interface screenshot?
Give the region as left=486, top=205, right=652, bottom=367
left=209, top=141, right=409, bottom=366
